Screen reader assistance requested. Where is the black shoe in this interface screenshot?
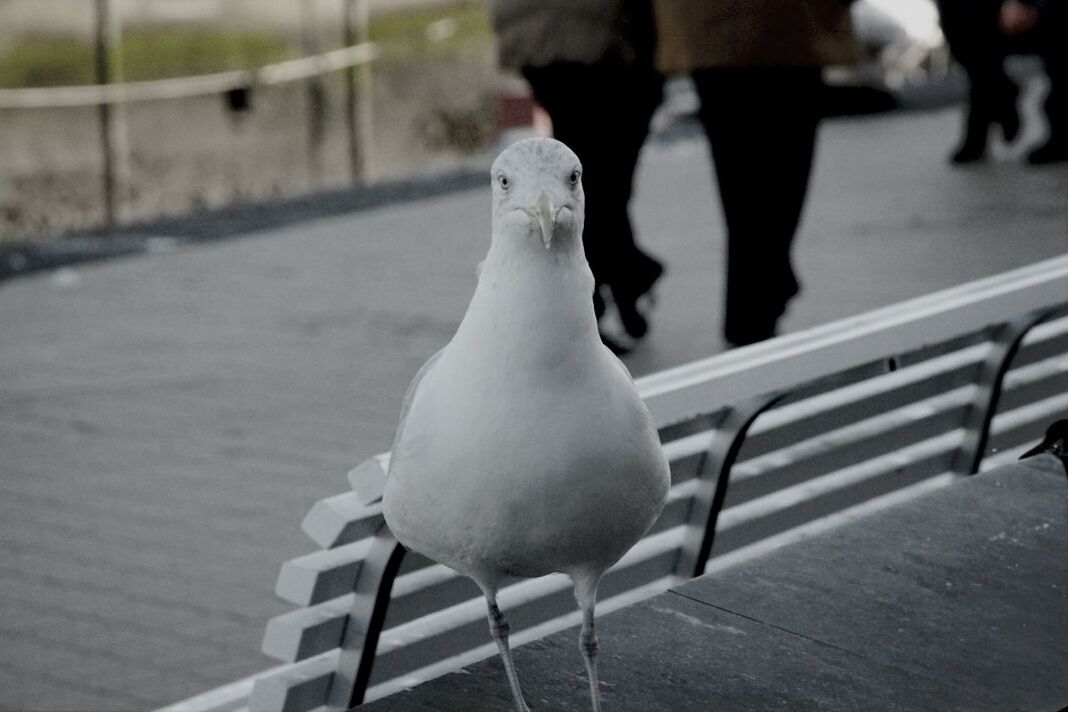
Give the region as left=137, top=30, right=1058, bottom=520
left=724, top=323, right=778, bottom=348
left=950, top=137, right=987, bottom=164
left=1026, top=139, right=1068, bottom=165
left=723, top=274, right=798, bottom=348
left=950, top=110, right=990, bottom=165
left=595, top=285, right=637, bottom=355
left=599, top=330, right=635, bottom=356
left=611, top=259, right=664, bottom=340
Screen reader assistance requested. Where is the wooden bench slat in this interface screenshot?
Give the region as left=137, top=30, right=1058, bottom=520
left=275, top=539, right=372, bottom=607
left=301, top=493, right=383, bottom=550
left=638, top=255, right=1068, bottom=428
left=1000, top=354, right=1068, bottom=413
left=348, top=454, right=390, bottom=507
left=989, top=390, right=1068, bottom=454
left=661, top=432, right=714, bottom=486
left=715, top=430, right=961, bottom=556
left=1014, top=313, right=1068, bottom=367
left=249, top=650, right=337, bottom=712
left=262, top=594, right=354, bottom=663
left=727, top=387, right=973, bottom=507
left=742, top=344, right=984, bottom=459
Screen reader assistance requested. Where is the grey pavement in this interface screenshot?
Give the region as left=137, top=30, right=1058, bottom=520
left=2, top=92, right=1067, bottom=710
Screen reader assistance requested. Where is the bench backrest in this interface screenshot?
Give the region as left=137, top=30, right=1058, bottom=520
left=250, top=255, right=1068, bottom=711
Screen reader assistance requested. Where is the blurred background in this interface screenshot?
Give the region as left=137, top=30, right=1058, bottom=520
left=0, top=0, right=951, bottom=244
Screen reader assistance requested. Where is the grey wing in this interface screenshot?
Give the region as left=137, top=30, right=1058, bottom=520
left=390, top=347, right=446, bottom=461
left=350, top=348, right=445, bottom=506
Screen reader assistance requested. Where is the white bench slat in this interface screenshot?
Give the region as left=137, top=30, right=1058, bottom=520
left=249, top=651, right=337, bottom=712
left=990, top=391, right=1068, bottom=453
left=637, top=254, right=1068, bottom=428
left=348, top=455, right=390, bottom=506
left=262, top=595, right=354, bottom=664
left=301, top=492, right=383, bottom=551
left=276, top=539, right=372, bottom=607
left=715, top=430, right=962, bottom=555
left=1001, top=354, right=1068, bottom=412
left=728, top=386, right=974, bottom=506
left=742, top=343, right=985, bottom=458
left=1015, top=313, right=1068, bottom=366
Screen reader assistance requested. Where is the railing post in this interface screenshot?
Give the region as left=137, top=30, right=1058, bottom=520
left=953, top=311, right=1052, bottom=475
left=301, top=0, right=326, bottom=184
left=93, top=0, right=129, bottom=225
left=673, top=393, right=785, bottom=579
left=343, top=0, right=372, bottom=183
left=326, top=529, right=405, bottom=709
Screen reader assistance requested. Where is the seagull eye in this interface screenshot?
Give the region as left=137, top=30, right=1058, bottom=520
left=568, top=169, right=581, bottom=187
left=497, top=174, right=510, bottom=190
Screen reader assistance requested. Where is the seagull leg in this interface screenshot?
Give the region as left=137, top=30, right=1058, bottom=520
left=485, top=595, right=531, bottom=712
left=572, top=574, right=603, bottom=712
left=579, top=603, right=601, bottom=712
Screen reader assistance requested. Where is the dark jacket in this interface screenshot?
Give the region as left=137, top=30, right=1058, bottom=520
left=653, top=0, right=863, bottom=72
left=489, top=0, right=652, bottom=69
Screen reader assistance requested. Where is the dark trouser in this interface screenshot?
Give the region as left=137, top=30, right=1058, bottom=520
left=938, top=0, right=1018, bottom=125
left=937, top=0, right=1064, bottom=145
left=523, top=63, right=664, bottom=300
left=1036, top=3, right=1065, bottom=143
left=692, top=67, right=822, bottom=345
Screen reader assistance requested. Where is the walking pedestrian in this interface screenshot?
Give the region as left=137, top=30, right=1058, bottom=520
left=936, top=0, right=1023, bottom=164
left=488, top=0, right=666, bottom=353
left=653, top=0, right=862, bottom=346
left=1000, top=0, right=1066, bottom=164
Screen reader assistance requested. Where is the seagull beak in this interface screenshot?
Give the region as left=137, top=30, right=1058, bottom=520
left=535, top=191, right=555, bottom=249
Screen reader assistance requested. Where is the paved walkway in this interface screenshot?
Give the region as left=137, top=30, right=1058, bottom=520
left=1, top=94, right=1066, bottom=710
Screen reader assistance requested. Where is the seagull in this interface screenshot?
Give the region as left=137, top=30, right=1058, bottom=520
left=378, top=137, right=670, bottom=711
left=1020, top=419, right=1068, bottom=474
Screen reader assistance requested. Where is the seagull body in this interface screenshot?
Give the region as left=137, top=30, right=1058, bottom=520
left=380, top=138, right=670, bottom=711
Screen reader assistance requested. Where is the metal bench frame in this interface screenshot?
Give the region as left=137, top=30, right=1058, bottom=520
left=248, top=255, right=1068, bottom=712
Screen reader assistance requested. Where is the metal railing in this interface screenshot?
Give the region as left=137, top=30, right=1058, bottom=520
left=0, top=43, right=380, bottom=108
left=241, top=255, right=1068, bottom=712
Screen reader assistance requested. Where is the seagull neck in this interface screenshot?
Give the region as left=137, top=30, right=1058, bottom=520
left=480, top=232, right=590, bottom=286
left=458, top=239, right=599, bottom=353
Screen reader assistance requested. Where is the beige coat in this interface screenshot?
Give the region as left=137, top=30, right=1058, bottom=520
left=488, top=0, right=645, bottom=69
left=653, top=0, right=863, bottom=73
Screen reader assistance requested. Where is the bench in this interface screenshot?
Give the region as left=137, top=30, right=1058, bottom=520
left=249, top=255, right=1068, bottom=712
left=353, top=452, right=1068, bottom=711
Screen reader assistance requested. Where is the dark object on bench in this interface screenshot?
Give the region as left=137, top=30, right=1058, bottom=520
left=1021, top=419, right=1068, bottom=471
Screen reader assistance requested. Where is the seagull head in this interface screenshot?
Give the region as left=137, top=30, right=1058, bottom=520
left=490, top=138, right=584, bottom=253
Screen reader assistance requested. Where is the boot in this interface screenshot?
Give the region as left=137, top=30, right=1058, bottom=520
left=1026, top=137, right=1068, bottom=165
left=950, top=110, right=990, bottom=164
